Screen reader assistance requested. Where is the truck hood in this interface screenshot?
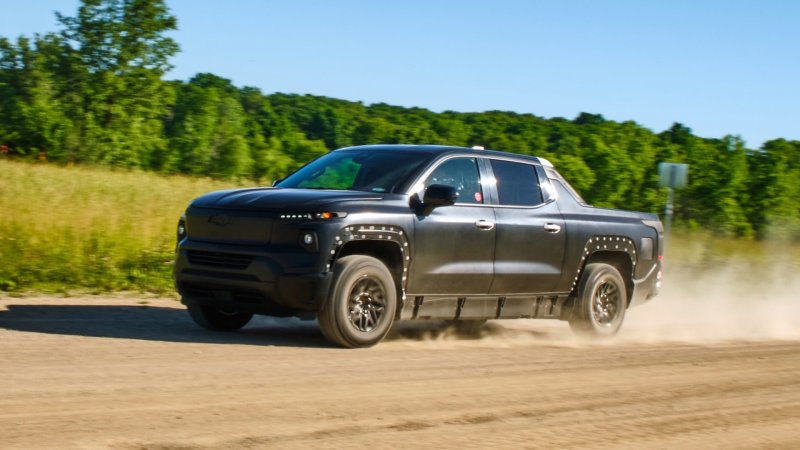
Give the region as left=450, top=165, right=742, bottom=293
left=189, top=187, right=382, bottom=210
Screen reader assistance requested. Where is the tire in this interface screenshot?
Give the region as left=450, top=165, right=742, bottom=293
left=318, top=255, right=397, bottom=348
left=186, top=301, right=254, bottom=331
left=568, top=263, right=627, bottom=338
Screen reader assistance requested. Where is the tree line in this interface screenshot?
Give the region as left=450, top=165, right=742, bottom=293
left=1, top=0, right=799, bottom=240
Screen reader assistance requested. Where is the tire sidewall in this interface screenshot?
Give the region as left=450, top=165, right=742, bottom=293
left=328, top=256, right=397, bottom=348
left=575, top=264, right=627, bottom=336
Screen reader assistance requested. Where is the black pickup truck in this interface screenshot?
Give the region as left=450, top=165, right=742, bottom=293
left=174, top=145, right=663, bottom=347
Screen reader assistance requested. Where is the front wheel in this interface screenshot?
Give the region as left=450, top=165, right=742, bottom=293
left=186, top=301, right=254, bottom=331
left=318, top=255, right=397, bottom=348
left=568, top=263, right=627, bottom=338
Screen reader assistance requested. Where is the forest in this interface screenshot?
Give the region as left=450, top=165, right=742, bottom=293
left=2, top=0, right=799, bottom=241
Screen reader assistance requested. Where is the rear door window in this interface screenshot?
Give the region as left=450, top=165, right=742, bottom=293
left=490, top=159, right=544, bottom=207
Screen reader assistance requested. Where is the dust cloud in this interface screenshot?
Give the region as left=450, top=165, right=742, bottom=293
left=386, top=261, right=800, bottom=347
left=619, top=262, right=800, bottom=343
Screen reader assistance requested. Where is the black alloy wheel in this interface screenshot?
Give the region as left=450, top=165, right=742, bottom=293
left=318, top=255, right=397, bottom=348
left=347, top=276, right=387, bottom=333
left=569, top=263, right=627, bottom=337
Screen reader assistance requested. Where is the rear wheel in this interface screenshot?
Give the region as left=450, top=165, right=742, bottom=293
left=186, top=301, right=254, bottom=331
left=569, top=263, right=627, bottom=337
left=318, top=255, right=397, bottom=348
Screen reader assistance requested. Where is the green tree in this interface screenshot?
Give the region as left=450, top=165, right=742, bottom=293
left=0, top=35, right=76, bottom=160
left=747, top=139, right=800, bottom=239
left=167, top=74, right=252, bottom=178
left=55, top=0, right=178, bottom=167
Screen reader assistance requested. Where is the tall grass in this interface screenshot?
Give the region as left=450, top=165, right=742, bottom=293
left=0, top=159, right=242, bottom=294
left=665, top=230, right=800, bottom=269
left=1, top=159, right=799, bottom=295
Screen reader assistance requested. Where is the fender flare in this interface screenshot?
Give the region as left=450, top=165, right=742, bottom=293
left=326, top=224, right=412, bottom=301
left=569, top=236, right=637, bottom=294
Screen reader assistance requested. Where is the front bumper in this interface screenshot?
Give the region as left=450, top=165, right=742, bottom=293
left=174, top=240, right=332, bottom=315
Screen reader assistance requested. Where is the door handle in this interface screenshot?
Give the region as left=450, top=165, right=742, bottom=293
left=544, top=223, right=562, bottom=233
left=475, top=220, right=495, bottom=231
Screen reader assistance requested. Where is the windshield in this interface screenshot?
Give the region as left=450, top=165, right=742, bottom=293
left=276, top=149, right=433, bottom=193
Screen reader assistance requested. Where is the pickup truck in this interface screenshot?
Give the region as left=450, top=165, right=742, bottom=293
left=174, top=145, right=663, bottom=347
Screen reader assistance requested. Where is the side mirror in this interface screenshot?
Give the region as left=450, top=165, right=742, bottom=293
left=419, top=184, right=458, bottom=215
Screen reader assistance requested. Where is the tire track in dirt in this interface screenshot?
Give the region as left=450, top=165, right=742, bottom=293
left=1, top=296, right=799, bottom=449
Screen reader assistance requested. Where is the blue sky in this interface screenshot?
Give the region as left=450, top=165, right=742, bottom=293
left=2, top=0, right=798, bottom=147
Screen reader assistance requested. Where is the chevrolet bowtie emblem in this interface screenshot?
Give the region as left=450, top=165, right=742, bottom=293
left=208, top=214, right=231, bottom=226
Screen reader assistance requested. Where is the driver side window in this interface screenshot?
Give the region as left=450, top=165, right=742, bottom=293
left=424, top=157, right=484, bottom=204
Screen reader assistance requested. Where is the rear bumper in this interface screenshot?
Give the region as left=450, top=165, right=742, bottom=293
left=629, top=261, right=661, bottom=308
left=174, top=240, right=332, bottom=315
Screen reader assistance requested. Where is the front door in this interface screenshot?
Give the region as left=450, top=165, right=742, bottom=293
left=408, top=157, right=496, bottom=295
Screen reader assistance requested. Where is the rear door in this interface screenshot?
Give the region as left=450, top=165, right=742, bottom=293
left=487, top=158, right=566, bottom=294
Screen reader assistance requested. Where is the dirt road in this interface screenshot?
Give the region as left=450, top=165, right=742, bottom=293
left=1, top=295, right=799, bottom=449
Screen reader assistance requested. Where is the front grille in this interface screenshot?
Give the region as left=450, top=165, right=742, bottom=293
left=181, top=268, right=259, bottom=281
left=187, top=250, right=254, bottom=269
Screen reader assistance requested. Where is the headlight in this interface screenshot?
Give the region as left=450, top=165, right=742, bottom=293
left=177, top=218, right=187, bottom=242
left=279, top=212, right=347, bottom=220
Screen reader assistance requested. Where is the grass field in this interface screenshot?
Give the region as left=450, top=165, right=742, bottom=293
left=0, top=159, right=243, bottom=294
left=1, top=158, right=798, bottom=295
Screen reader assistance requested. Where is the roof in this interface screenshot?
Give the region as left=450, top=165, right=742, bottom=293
left=334, top=144, right=551, bottom=166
